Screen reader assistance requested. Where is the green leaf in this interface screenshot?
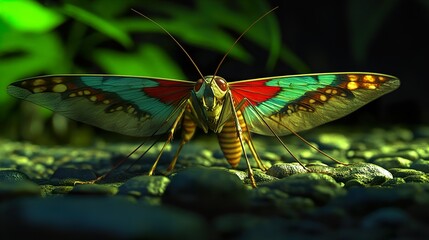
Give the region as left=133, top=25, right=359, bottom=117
left=0, top=0, right=64, bottom=32
left=62, top=3, right=132, bottom=47
left=119, top=18, right=252, bottom=64
left=93, top=44, right=185, bottom=79
left=0, top=31, right=67, bottom=105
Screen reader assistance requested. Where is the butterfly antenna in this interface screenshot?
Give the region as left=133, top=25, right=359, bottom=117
left=131, top=8, right=205, bottom=80
left=211, top=6, right=279, bottom=81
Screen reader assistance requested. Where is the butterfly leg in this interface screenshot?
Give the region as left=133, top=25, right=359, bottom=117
left=148, top=105, right=187, bottom=176
left=167, top=105, right=197, bottom=172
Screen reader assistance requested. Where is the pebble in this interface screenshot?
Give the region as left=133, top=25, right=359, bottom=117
left=0, top=169, right=30, bottom=182
left=0, top=180, right=41, bottom=200
left=403, top=174, right=429, bottom=183
left=0, top=196, right=207, bottom=239
left=70, top=184, right=118, bottom=196
left=361, top=207, right=413, bottom=229
left=266, top=163, right=307, bottom=178
left=312, top=133, right=351, bottom=150
left=118, top=175, right=170, bottom=197
left=371, top=156, right=413, bottom=169
left=388, top=168, right=425, bottom=178
left=328, top=163, right=393, bottom=184
left=262, top=173, right=344, bottom=205
left=410, top=159, right=429, bottom=173
left=162, top=167, right=248, bottom=216
left=49, top=167, right=97, bottom=185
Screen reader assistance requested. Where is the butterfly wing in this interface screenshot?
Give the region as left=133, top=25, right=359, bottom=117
left=229, top=72, right=400, bottom=136
left=7, top=75, right=195, bottom=137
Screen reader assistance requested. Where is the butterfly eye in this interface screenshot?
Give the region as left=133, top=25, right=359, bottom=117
left=194, top=78, right=204, bottom=91
left=215, top=77, right=227, bottom=91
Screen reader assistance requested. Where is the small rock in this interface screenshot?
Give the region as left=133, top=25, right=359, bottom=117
left=346, top=150, right=377, bottom=161
left=263, top=173, right=344, bottom=205
left=266, top=163, right=307, bottom=178
left=118, top=175, right=170, bottom=197
left=0, top=197, right=207, bottom=239
left=71, top=184, right=118, bottom=196
left=0, top=181, right=41, bottom=200
left=410, top=159, right=429, bottom=173
left=312, top=133, right=351, bottom=150
left=361, top=208, right=412, bottom=229
left=162, top=167, right=248, bottom=216
left=371, top=157, right=413, bottom=169
left=329, top=163, right=393, bottom=184
left=381, top=177, right=406, bottom=187
left=403, top=175, right=429, bottom=183
left=0, top=169, right=30, bottom=182
left=50, top=167, right=97, bottom=185
left=388, top=168, right=425, bottom=178
left=245, top=170, right=278, bottom=184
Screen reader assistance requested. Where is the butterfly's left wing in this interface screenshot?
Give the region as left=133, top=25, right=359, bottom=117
left=229, top=72, right=400, bottom=136
left=7, top=75, right=195, bottom=137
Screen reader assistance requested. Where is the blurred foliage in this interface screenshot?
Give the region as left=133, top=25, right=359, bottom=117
left=0, top=0, right=300, bottom=143
left=0, top=0, right=420, bottom=143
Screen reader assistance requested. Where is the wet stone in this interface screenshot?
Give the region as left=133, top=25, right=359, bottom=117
left=245, top=170, right=278, bottom=185
left=329, top=162, right=393, bottom=184
left=51, top=186, right=74, bottom=194
left=49, top=167, right=97, bottom=186
left=381, top=177, right=406, bottom=187
left=162, top=167, right=248, bottom=216
left=262, top=173, right=344, bottom=205
left=70, top=184, right=118, bottom=196
left=266, top=163, right=307, bottom=178
left=410, top=159, right=429, bottom=173
left=0, top=196, right=207, bottom=239
left=403, top=174, right=429, bottom=183
left=361, top=208, right=413, bottom=230
left=0, top=169, right=30, bottom=182
left=388, top=168, right=425, bottom=178
left=346, top=150, right=378, bottom=161
left=311, top=133, right=351, bottom=150
left=371, top=156, right=413, bottom=169
left=0, top=180, right=41, bottom=200
left=118, top=175, right=170, bottom=197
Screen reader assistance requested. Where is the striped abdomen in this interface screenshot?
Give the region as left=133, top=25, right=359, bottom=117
left=181, top=105, right=197, bottom=142
left=217, top=110, right=248, bottom=168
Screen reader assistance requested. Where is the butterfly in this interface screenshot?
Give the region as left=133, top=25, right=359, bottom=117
left=6, top=8, right=400, bottom=187
left=7, top=72, right=400, bottom=185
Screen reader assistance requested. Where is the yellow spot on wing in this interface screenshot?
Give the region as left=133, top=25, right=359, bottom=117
left=52, top=77, right=63, bottom=83
left=33, top=86, right=47, bottom=93
left=52, top=84, right=67, bottom=93
left=363, top=75, right=376, bottom=82
left=89, top=96, right=97, bottom=102
left=348, top=75, right=358, bottom=81
left=347, top=82, right=359, bottom=90
left=319, top=94, right=327, bottom=101
left=33, top=79, right=46, bottom=86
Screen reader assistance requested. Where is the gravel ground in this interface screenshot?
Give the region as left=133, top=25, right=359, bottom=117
left=1, top=125, right=429, bottom=239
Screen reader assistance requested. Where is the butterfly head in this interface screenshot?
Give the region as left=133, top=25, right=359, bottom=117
left=192, top=75, right=229, bottom=131
left=193, top=75, right=228, bottom=111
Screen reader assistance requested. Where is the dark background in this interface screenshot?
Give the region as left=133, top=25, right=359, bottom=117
left=1, top=0, right=427, bottom=144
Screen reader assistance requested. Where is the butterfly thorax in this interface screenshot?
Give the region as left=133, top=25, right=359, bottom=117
left=190, top=75, right=234, bottom=133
